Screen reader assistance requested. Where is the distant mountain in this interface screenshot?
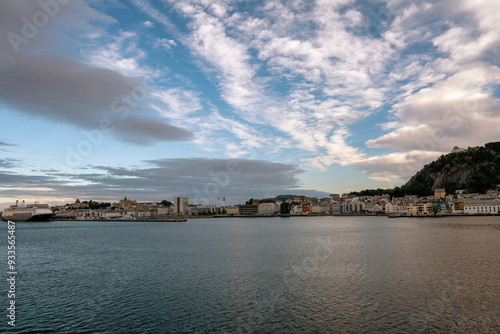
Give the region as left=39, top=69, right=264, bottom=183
left=405, top=141, right=500, bottom=194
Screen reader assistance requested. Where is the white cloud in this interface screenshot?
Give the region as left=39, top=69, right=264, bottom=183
left=368, top=64, right=500, bottom=152
left=351, top=150, right=445, bottom=182
left=152, top=38, right=177, bottom=50
left=151, top=88, right=202, bottom=119
left=166, top=0, right=390, bottom=165
left=132, top=0, right=181, bottom=36
left=137, top=0, right=500, bottom=181
left=87, top=31, right=149, bottom=78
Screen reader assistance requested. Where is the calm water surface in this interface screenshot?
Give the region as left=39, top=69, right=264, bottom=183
left=1, top=216, right=499, bottom=333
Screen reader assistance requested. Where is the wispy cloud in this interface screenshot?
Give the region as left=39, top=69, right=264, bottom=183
left=0, top=158, right=21, bottom=169
left=0, top=140, right=17, bottom=147
left=0, top=1, right=193, bottom=145
left=1, top=0, right=498, bottom=191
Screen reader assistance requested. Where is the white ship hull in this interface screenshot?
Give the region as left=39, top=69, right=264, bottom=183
left=1, top=213, right=54, bottom=222
left=1, top=201, right=54, bottom=222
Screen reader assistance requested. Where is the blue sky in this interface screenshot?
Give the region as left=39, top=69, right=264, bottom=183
left=0, top=0, right=499, bottom=208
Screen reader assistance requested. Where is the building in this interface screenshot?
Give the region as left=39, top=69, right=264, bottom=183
left=453, top=201, right=464, bottom=214
left=451, top=146, right=465, bottom=153
left=310, top=204, right=330, bottom=214
left=418, top=198, right=431, bottom=215
left=463, top=200, right=500, bottom=214
left=258, top=203, right=276, bottom=215
left=104, top=211, right=124, bottom=219
left=372, top=203, right=382, bottom=213
left=238, top=204, right=258, bottom=215
left=134, top=211, right=151, bottom=218
left=157, top=207, right=170, bottom=216
left=280, top=202, right=290, bottom=215
left=118, top=197, right=138, bottom=209
left=434, top=189, right=446, bottom=200
left=329, top=194, right=340, bottom=201
left=72, top=198, right=89, bottom=209
left=331, top=203, right=341, bottom=215
left=226, top=206, right=240, bottom=215
left=385, top=202, right=395, bottom=214
left=173, top=197, right=189, bottom=214
left=291, top=205, right=303, bottom=215
left=406, top=204, right=418, bottom=216
left=341, top=201, right=365, bottom=214
left=190, top=205, right=217, bottom=215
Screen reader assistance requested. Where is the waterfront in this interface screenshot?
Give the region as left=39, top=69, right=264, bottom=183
left=1, top=216, right=499, bottom=333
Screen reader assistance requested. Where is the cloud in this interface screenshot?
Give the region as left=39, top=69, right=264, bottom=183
left=152, top=0, right=382, bottom=165
left=0, top=170, right=58, bottom=186
left=0, top=158, right=307, bottom=205
left=0, top=1, right=193, bottom=145
left=352, top=0, right=500, bottom=182
left=0, top=159, right=21, bottom=169
left=2, top=0, right=499, bottom=191
left=151, top=88, right=202, bottom=119
left=152, top=38, right=177, bottom=50
left=85, top=158, right=304, bottom=198
left=432, top=0, right=500, bottom=66
left=351, top=150, right=445, bottom=182
left=87, top=31, right=149, bottom=78
left=0, top=140, right=17, bottom=147
left=367, top=64, right=500, bottom=151
left=131, top=0, right=182, bottom=38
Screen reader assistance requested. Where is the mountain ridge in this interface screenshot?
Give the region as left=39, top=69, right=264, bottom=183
left=405, top=141, right=500, bottom=194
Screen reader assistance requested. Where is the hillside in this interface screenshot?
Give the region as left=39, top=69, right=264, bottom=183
left=405, top=142, right=500, bottom=194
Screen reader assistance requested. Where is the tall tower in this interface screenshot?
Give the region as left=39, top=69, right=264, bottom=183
left=174, top=197, right=189, bottom=214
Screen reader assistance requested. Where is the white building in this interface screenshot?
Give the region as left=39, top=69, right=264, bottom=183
left=341, top=201, right=365, bottom=214
left=385, top=202, right=395, bottom=214
left=310, top=204, right=330, bottom=214
left=104, top=211, right=123, bottom=218
left=174, top=197, right=189, bottom=214
left=463, top=200, right=500, bottom=215
left=157, top=207, right=170, bottom=215
left=331, top=203, right=341, bottom=215
left=291, top=205, right=303, bottom=215
left=258, top=203, right=276, bottom=215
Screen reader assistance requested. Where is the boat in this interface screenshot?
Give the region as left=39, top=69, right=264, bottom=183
left=1, top=200, right=54, bottom=222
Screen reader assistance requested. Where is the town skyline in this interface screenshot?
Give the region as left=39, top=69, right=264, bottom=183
left=7, top=187, right=497, bottom=219
left=1, top=1, right=500, bottom=209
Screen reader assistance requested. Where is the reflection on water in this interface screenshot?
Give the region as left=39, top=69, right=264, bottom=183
left=0, top=216, right=498, bottom=333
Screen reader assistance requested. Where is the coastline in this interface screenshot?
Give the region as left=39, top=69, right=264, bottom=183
left=42, top=213, right=500, bottom=222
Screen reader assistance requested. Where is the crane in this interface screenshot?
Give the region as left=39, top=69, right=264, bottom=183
left=217, top=197, right=245, bottom=208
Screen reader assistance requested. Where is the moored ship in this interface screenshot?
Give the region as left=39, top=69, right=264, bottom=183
left=1, top=200, right=54, bottom=222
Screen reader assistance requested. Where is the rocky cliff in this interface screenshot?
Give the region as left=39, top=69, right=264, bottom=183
left=405, top=142, right=500, bottom=194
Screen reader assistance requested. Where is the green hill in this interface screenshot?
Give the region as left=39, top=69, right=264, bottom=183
left=351, top=141, right=500, bottom=197
left=405, top=141, right=500, bottom=194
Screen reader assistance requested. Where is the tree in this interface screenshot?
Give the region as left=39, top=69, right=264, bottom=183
left=160, top=200, right=173, bottom=207
left=485, top=141, right=500, bottom=153
left=259, top=198, right=275, bottom=203
left=88, top=201, right=111, bottom=209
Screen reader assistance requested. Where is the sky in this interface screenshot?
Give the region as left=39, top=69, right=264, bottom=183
left=0, top=0, right=499, bottom=208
